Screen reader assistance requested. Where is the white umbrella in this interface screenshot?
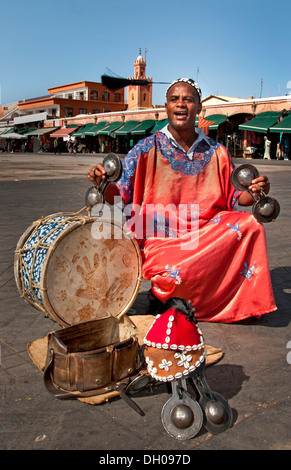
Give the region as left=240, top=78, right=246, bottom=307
left=0, top=132, right=27, bottom=139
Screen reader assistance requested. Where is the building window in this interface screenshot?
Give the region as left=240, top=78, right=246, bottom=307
left=92, top=109, right=101, bottom=114
left=79, top=108, right=87, bottom=114
left=65, top=107, right=73, bottom=117
left=102, top=91, right=109, bottom=101
left=104, top=109, right=111, bottom=113
left=143, top=93, right=146, bottom=101
left=79, top=92, right=84, bottom=100
left=114, top=92, right=121, bottom=102
left=90, top=90, right=98, bottom=100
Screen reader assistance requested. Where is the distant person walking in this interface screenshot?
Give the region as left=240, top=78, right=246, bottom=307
left=54, top=138, right=61, bottom=155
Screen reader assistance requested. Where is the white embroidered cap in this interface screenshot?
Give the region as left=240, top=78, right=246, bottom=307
left=165, top=78, right=202, bottom=102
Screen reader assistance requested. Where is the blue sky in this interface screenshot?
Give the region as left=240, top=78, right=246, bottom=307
left=1, top=0, right=290, bottom=106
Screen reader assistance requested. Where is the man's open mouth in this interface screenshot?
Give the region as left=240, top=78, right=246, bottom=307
left=174, top=111, right=187, bottom=119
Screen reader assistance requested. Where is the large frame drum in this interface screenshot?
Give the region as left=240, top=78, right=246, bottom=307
left=14, top=211, right=142, bottom=327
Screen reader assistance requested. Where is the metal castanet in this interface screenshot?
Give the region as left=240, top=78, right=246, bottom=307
left=230, top=164, right=260, bottom=191
left=85, top=153, right=122, bottom=213
left=161, top=377, right=204, bottom=440
left=231, top=164, right=280, bottom=223
left=252, top=196, right=280, bottom=223
left=189, top=363, right=233, bottom=435
left=160, top=363, right=233, bottom=439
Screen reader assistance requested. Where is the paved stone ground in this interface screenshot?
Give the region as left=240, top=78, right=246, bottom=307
left=0, top=152, right=290, bottom=452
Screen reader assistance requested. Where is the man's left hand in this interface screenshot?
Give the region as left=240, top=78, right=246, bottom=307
left=249, top=175, right=270, bottom=197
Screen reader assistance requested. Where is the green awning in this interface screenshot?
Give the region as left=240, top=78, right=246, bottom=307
left=17, top=128, right=37, bottom=135
left=131, top=119, right=156, bottom=135
left=205, top=114, right=228, bottom=129
left=239, top=112, right=280, bottom=133
left=84, top=121, right=109, bottom=136
left=99, top=121, right=123, bottom=136
left=114, top=121, right=140, bottom=136
left=269, top=113, right=291, bottom=133
left=73, top=123, right=95, bottom=137
left=150, top=119, right=169, bottom=134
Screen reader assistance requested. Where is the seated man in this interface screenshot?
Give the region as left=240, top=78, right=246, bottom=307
left=88, top=78, right=276, bottom=323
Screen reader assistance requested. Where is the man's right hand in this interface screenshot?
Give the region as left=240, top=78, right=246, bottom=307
left=88, top=164, right=106, bottom=185
left=87, top=163, right=121, bottom=205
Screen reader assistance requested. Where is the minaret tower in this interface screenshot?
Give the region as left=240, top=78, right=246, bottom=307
left=127, top=49, right=152, bottom=109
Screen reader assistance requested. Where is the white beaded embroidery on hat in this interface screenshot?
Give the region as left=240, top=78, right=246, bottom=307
left=145, top=350, right=207, bottom=382
left=165, top=78, right=202, bottom=102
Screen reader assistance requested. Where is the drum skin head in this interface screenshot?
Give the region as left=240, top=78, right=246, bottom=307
left=15, top=213, right=142, bottom=327
left=45, top=219, right=141, bottom=326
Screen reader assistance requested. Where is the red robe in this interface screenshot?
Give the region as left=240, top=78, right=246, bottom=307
left=115, top=131, right=277, bottom=323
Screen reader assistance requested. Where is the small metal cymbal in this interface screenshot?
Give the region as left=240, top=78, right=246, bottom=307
left=198, top=391, right=233, bottom=434
left=85, top=186, right=104, bottom=208
left=170, top=403, right=194, bottom=429
left=188, top=364, right=233, bottom=435
left=205, top=398, right=227, bottom=425
left=231, top=164, right=280, bottom=223
left=85, top=153, right=123, bottom=211
left=102, top=153, right=122, bottom=182
left=231, top=164, right=259, bottom=191
left=161, top=379, right=203, bottom=440
left=252, top=196, right=280, bottom=223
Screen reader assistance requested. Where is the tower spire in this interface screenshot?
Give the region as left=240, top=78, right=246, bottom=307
left=127, top=52, right=152, bottom=110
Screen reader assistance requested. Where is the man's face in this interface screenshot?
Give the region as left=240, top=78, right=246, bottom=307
left=165, top=82, right=202, bottom=133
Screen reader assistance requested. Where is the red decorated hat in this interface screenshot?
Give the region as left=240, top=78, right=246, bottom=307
left=144, top=307, right=203, bottom=351
left=144, top=303, right=206, bottom=382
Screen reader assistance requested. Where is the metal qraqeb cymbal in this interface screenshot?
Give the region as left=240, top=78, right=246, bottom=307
left=231, top=163, right=280, bottom=223
left=198, top=392, right=233, bottom=434
left=161, top=394, right=203, bottom=440
left=85, top=153, right=123, bottom=209
left=230, top=164, right=259, bottom=191
left=170, top=403, right=195, bottom=429
left=85, top=186, right=104, bottom=208
left=161, top=378, right=203, bottom=440
left=102, top=153, right=122, bottom=182
left=188, top=363, right=233, bottom=435
left=252, top=196, right=280, bottom=223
